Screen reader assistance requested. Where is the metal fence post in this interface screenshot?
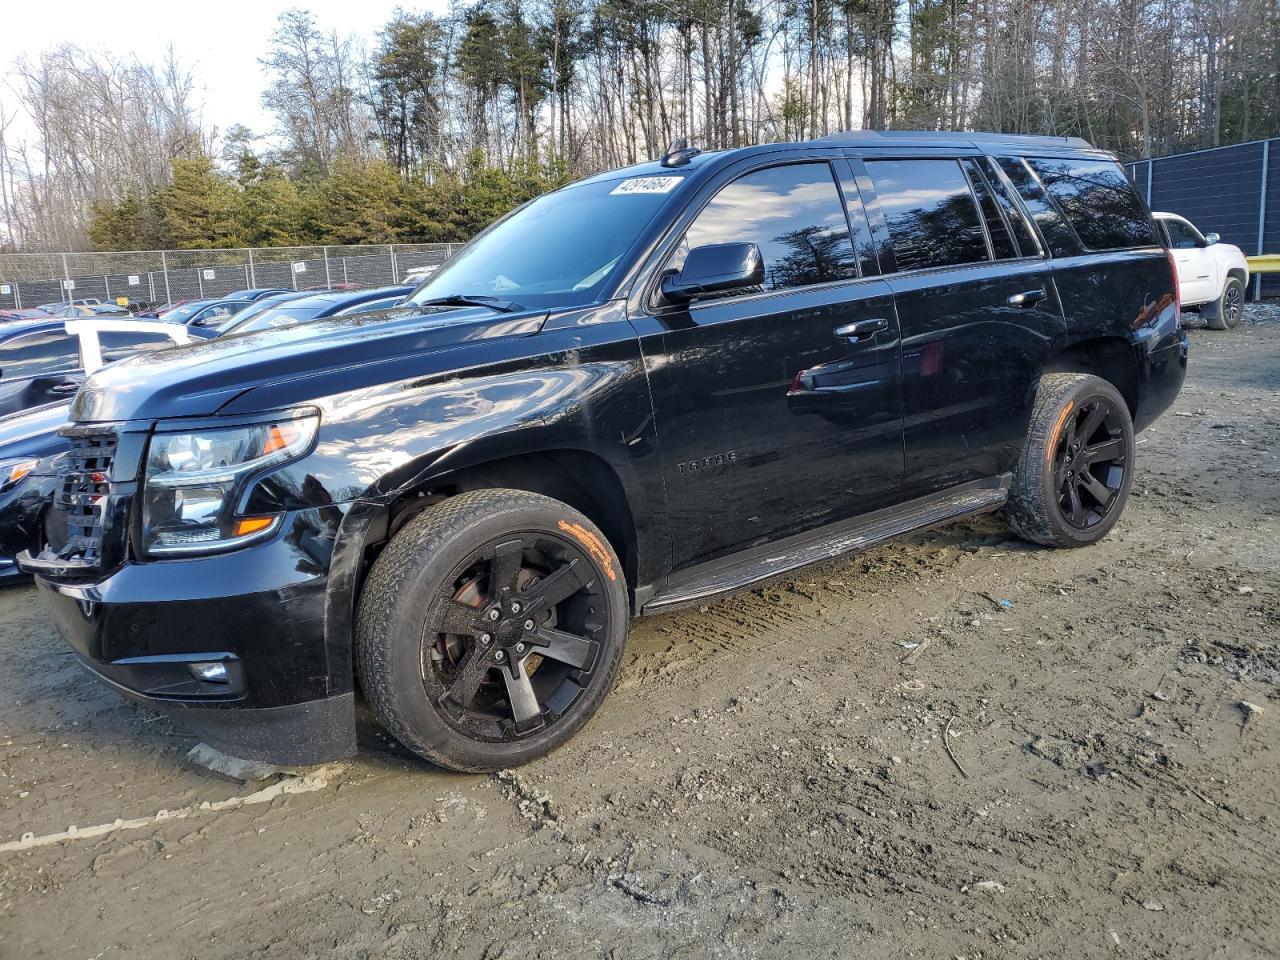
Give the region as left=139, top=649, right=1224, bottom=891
left=104, top=275, right=111, bottom=302
left=61, top=253, right=71, bottom=303
left=323, top=246, right=332, bottom=289
left=389, top=244, right=399, bottom=283
left=1146, top=159, right=1154, bottom=207
left=248, top=248, right=257, bottom=288
left=161, top=251, right=172, bottom=305
left=1257, top=140, right=1270, bottom=301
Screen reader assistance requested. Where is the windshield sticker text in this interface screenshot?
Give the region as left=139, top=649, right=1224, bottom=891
left=610, top=176, right=683, bottom=196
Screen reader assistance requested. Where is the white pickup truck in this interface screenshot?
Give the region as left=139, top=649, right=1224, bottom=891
left=1154, top=212, right=1250, bottom=330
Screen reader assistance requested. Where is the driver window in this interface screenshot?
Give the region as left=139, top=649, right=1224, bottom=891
left=670, top=163, right=859, bottom=301
left=1164, top=218, right=1203, bottom=249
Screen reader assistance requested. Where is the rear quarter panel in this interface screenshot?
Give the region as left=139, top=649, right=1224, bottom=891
left=1049, top=248, right=1186, bottom=431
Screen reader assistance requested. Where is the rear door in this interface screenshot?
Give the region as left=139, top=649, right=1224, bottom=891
left=857, top=155, right=1064, bottom=493
left=634, top=158, right=905, bottom=570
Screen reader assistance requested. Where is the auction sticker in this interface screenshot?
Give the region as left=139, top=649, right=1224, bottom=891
left=610, top=176, right=683, bottom=195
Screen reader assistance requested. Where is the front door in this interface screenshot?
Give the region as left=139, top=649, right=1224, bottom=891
left=1161, top=216, right=1215, bottom=306
left=634, top=160, right=905, bottom=571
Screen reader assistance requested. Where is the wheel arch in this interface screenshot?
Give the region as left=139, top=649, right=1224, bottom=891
left=1040, top=335, right=1140, bottom=417
left=381, top=447, right=643, bottom=592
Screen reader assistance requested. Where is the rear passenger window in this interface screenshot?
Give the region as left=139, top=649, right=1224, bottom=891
left=996, top=157, right=1081, bottom=257
left=865, top=159, right=988, bottom=271
left=1025, top=158, right=1157, bottom=250
left=960, top=160, right=1017, bottom=259
left=976, top=157, right=1041, bottom=257
left=675, top=163, right=858, bottom=298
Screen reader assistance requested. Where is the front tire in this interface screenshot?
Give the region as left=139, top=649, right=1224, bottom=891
left=1004, top=373, right=1135, bottom=548
left=356, top=489, right=628, bottom=772
left=1206, top=276, right=1244, bottom=330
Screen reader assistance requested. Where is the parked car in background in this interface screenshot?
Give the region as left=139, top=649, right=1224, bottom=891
left=1154, top=212, right=1250, bottom=330
left=138, top=290, right=286, bottom=323
left=303, top=281, right=362, bottom=292
left=0, top=401, right=69, bottom=582
left=0, top=317, right=195, bottom=417
left=0, top=318, right=199, bottom=581
left=154, top=297, right=254, bottom=327
left=44, top=303, right=133, bottom=319
left=0, top=308, right=57, bottom=322
left=196, top=290, right=314, bottom=332
left=135, top=298, right=194, bottom=319
left=217, top=285, right=414, bottom=335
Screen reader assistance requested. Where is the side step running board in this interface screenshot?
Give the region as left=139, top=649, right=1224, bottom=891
left=642, top=475, right=1010, bottom=615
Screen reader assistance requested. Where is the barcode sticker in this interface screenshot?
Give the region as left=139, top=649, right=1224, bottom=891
left=610, top=176, right=684, bottom=195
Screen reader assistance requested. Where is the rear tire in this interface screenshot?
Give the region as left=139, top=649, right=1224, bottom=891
left=1206, top=276, right=1244, bottom=330
left=356, top=489, right=628, bottom=772
left=1004, top=373, right=1135, bottom=548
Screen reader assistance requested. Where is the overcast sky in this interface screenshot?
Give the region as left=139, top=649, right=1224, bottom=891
left=2, top=0, right=448, bottom=148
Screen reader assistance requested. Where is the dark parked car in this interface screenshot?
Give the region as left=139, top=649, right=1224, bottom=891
left=216, top=285, right=414, bottom=334
left=0, top=318, right=194, bottom=418
left=137, top=289, right=288, bottom=320
left=0, top=402, right=69, bottom=581
left=23, top=131, right=1186, bottom=772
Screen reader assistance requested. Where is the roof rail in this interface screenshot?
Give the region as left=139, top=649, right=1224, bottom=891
left=817, top=130, right=1094, bottom=149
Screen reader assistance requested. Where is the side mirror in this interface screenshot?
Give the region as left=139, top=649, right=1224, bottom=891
left=1203, top=232, right=1220, bottom=246
left=661, top=242, right=764, bottom=304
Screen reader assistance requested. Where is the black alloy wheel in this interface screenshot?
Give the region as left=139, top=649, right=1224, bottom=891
left=427, top=532, right=612, bottom=741
left=1052, top=397, right=1128, bottom=530
left=356, top=489, right=628, bottom=771
left=1005, top=372, right=1136, bottom=548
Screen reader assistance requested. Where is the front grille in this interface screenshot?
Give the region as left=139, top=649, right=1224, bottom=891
left=55, top=431, right=118, bottom=566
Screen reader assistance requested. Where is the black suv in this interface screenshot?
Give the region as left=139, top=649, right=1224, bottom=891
left=23, top=132, right=1186, bottom=771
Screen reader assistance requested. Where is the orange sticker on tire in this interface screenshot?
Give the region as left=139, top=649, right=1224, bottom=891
left=558, top=520, right=618, bottom=582
left=1048, top=400, right=1074, bottom=465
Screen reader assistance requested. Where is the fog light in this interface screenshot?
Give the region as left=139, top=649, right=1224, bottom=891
left=188, top=661, right=230, bottom=683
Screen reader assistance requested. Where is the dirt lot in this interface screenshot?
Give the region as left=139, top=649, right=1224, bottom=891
left=1, top=308, right=1278, bottom=960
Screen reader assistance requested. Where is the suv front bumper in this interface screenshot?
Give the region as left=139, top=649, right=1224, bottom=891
left=24, top=510, right=358, bottom=765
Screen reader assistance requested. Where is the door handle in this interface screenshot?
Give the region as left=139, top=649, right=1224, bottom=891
left=1007, top=288, right=1047, bottom=308
left=834, top=318, right=889, bottom=342
left=48, top=381, right=80, bottom=395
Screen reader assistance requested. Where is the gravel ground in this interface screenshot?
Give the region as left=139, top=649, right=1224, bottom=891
left=1, top=306, right=1278, bottom=959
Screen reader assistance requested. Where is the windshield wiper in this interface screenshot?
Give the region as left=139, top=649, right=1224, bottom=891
left=415, top=294, right=521, bottom=313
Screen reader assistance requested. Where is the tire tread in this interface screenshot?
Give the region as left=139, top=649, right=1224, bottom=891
left=355, top=488, right=624, bottom=772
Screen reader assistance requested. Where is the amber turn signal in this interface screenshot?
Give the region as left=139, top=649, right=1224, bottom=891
left=233, top=516, right=275, bottom=537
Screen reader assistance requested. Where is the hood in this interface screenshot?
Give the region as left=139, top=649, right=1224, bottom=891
left=0, top=402, right=72, bottom=463
left=71, top=305, right=548, bottom=423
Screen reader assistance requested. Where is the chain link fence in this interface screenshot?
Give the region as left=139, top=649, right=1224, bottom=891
left=0, top=243, right=457, bottom=312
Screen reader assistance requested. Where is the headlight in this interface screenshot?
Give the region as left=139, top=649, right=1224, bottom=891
left=141, top=414, right=318, bottom=555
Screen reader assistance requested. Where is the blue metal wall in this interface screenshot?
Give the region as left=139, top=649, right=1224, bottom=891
left=1127, top=139, right=1278, bottom=299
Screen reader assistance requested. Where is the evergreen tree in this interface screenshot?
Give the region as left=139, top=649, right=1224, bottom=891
left=160, top=156, right=245, bottom=249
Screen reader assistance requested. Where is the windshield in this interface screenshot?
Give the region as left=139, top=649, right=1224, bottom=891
left=160, top=301, right=210, bottom=324
left=224, top=302, right=327, bottom=335
left=407, top=175, right=684, bottom=310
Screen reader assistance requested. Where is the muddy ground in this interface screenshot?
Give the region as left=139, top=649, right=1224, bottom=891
left=1, top=307, right=1278, bottom=960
